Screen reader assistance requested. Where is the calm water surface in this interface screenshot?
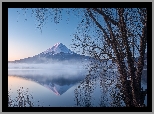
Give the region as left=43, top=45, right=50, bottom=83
left=8, top=76, right=79, bottom=107
left=8, top=69, right=147, bottom=107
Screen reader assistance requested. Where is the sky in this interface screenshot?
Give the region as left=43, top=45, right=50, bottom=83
left=8, top=8, right=83, bottom=61
left=8, top=8, right=146, bottom=61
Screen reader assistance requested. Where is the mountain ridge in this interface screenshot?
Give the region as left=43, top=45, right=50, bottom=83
left=8, top=43, right=90, bottom=63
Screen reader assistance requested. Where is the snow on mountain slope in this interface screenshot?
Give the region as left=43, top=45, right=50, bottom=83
left=43, top=43, right=73, bottom=54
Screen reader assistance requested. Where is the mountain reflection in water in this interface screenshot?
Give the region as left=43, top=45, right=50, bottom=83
left=8, top=69, right=85, bottom=96
left=8, top=69, right=147, bottom=107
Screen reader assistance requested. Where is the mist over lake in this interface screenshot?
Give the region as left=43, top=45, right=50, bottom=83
left=8, top=60, right=147, bottom=107
left=8, top=62, right=88, bottom=107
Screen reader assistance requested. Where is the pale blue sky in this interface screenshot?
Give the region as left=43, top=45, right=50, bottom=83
left=8, top=8, right=145, bottom=61
left=8, top=8, right=83, bottom=61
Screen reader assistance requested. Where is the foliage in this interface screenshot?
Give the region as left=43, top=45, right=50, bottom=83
left=8, top=87, right=34, bottom=107
left=16, top=8, right=147, bottom=107
left=72, top=8, right=147, bottom=107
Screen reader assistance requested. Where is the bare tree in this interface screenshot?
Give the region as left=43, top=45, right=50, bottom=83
left=72, top=8, right=147, bottom=107
left=17, top=8, right=147, bottom=107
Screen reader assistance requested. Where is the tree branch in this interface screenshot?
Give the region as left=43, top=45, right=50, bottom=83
left=86, top=9, right=112, bottom=49
left=129, top=41, right=140, bottom=52
left=92, top=8, right=120, bottom=27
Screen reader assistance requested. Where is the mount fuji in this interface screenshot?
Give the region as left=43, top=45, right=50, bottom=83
left=9, top=43, right=90, bottom=63
left=43, top=43, right=73, bottom=55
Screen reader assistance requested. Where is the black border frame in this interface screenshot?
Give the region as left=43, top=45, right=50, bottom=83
left=2, top=2, right=152, bottom=112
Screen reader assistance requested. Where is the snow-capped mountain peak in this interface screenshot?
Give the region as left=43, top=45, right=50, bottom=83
left=54, top=42, right=62, bottom=47
left=43, top=43, right=73, bottom=54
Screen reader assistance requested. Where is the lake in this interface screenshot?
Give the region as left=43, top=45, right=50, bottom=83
left=8, top=69, right=147, bottom=107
